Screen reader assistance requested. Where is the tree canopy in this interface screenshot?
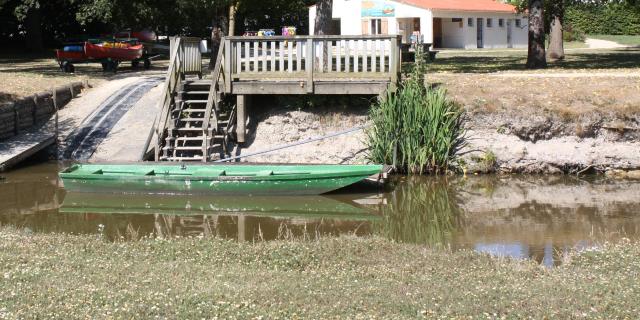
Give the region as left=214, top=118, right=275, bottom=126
left=0, top=0, right=315, bottom=51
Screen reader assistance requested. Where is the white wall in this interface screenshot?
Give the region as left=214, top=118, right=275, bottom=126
left=441, top=19, right=465, bottom=48
left=309, top=1, right=527, bottom=49
left=312, top=0, right=431, bottom=37
left=432, top=11, right=527, bottom=49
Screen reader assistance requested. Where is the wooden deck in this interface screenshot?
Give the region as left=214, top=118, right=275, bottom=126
left=220, top=35, right=402, bottom=95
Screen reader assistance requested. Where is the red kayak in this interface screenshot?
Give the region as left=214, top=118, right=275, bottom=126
left=84, top=42, right=143, bottom=61
left=114, top=30, right=157, bottom=42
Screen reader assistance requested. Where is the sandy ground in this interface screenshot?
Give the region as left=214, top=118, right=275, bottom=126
left=89, top=83, right=163, bottom=162
left=55, top=73, right=164, bottom=159
left=239, top=107, right=369, bottom=164
left=56, top=77, right=145, bottom=144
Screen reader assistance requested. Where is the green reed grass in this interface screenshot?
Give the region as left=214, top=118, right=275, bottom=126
left=373, top=176, right=460, bottom=246
left=367, top=46, right=465, bottom=174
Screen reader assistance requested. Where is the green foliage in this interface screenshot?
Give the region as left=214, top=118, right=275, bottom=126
left=373, top=177, right=460, bottom=246
left=566, top=3, right=640, bottom=35
left=0, top=0, right=315, bottom=49
left=563, top=23, right=586, bottom=41
left=367, top=47, right=466, bottom=174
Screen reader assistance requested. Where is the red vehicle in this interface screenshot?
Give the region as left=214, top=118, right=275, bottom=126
left=84, top=42, right=143, bottom=61
left=56, top=36, right=155, bottom=73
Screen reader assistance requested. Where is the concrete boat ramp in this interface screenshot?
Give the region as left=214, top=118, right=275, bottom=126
left=0, top=76, right=162, bottom=171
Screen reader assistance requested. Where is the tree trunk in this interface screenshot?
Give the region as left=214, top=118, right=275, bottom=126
left=547, top=0, right=565, bottom=61
left=526, top=0, right=547, bottom=69
left=548, top=15, right=564, bottom=60
left=314, top=0, right=333, bottom=35
left=24, top=7, right=43, bottom=52
left=228, top=4, right=237, bottom=36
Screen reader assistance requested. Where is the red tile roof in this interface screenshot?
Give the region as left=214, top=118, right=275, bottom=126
left=398, top=0, right=516, bottom=13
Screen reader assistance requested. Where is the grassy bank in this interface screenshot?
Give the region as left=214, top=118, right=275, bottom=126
left=1, top=228, right=638, bottom=318
left=428, top=48, right=640, bottom=73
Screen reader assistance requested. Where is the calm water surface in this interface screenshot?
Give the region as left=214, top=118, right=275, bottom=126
left=2, top=162, right=640, bottom=267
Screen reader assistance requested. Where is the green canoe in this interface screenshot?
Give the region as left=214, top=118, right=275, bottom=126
left=59, top=163, right=383, bottom=195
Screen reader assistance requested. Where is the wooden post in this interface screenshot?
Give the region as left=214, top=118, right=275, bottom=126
left=306, top=39, right=314, bottom=93
left=236, top=94, right=246, bottom=143
left=389, top=36, right=400, bottom=91
left=224, top=38, right=232, bottom=93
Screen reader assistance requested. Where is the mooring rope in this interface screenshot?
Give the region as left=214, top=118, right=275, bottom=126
left=214, top=124, right=370, bottom=163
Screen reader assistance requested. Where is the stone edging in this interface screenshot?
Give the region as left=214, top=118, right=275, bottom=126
left=0, top=81, right=89, bottom=141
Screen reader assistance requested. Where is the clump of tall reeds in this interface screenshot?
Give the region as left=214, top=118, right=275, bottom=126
left=366, top=45, right=465, bottom=174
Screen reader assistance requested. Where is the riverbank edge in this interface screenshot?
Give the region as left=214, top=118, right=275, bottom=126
left=1, top=227, right=638, bottom=318
left=241, top=104, right=640, bottom=175
left=0, top=81, right=89, bottom=141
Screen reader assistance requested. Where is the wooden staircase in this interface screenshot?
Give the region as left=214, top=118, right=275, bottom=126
left=150, top=37, right=235, bottom=162
left=160, top=80, right=235, bottom=161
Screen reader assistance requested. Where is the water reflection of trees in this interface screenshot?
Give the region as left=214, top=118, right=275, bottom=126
left=374, top=177, right=461, bottom=246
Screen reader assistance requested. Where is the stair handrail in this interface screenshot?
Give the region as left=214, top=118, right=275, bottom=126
left=201, top=38, right=226, bottom=162
left=202, top=39, right=225, bottom=135
left=148, top=37, right=183, bottom=161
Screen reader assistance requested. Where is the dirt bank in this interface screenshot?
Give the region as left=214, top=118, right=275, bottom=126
left=239, top=104, right=370, bottom=164
left=240, top=95, right=640, bottom=174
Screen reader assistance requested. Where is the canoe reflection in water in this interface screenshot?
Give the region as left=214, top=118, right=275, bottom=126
left=59, top=192, right=382, bottom=241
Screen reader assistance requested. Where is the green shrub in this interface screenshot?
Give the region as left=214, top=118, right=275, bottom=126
left=366, top=47, right=466, bottom=174
left=563, top=24, right=586, bottom=42
left=566, top=3, right=640, bottom=35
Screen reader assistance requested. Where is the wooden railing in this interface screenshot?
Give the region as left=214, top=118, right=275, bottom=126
left=222, top=35, right=401, bottom=91
left=143, top=37, right=184, bottom=161
left=201, top=40, right=226, bottom=161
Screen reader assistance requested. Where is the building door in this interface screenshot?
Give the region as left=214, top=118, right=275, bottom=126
left=476, top=18, right=484, bottom=48
left=433, top=18, right=442, bottom=48
left=507, top=19, right=513, bottom=48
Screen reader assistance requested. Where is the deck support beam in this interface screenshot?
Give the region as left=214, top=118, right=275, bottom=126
left=236, top=94, right=247, bottom=144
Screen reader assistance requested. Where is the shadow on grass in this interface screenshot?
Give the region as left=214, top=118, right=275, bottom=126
left=427, top=48, right=640, bottom=73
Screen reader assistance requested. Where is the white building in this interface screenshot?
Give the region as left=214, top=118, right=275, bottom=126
left=309, top=0, right=528, bottom=49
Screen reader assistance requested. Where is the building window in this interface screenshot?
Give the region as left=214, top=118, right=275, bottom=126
left=370, top=19, right=382, bottom=35
left=487, top=18, right=493, bottom=27
left=452, top=18, right=462, bottom=22
left=468, top=18, right=474, bottom=27
left=515, top=19, right=521, bottom=28
left=498, top=18, right=504, bottom=27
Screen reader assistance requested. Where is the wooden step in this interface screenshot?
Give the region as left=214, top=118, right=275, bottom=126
left=182, top=80, right=211, bottom=85
left=183, top=100, right=208, bottom=104
left=179, top=91, right=209, bottom=95
left=180, top=118, right=205, bottom=122
left=173, top=134, right=224, bottom=140
left=163, top=145, right=218, bottom=151
left=174, top=136, right=206, bottom=141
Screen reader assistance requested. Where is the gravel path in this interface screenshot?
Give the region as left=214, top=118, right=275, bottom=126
left=585, top=37, right=629, bottom=49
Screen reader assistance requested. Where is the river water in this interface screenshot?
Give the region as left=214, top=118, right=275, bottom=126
left=2, top=162, right=640, bottom=267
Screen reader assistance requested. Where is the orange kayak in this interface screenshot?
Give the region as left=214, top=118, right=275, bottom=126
left=84, top=42, right=143, bottom=61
